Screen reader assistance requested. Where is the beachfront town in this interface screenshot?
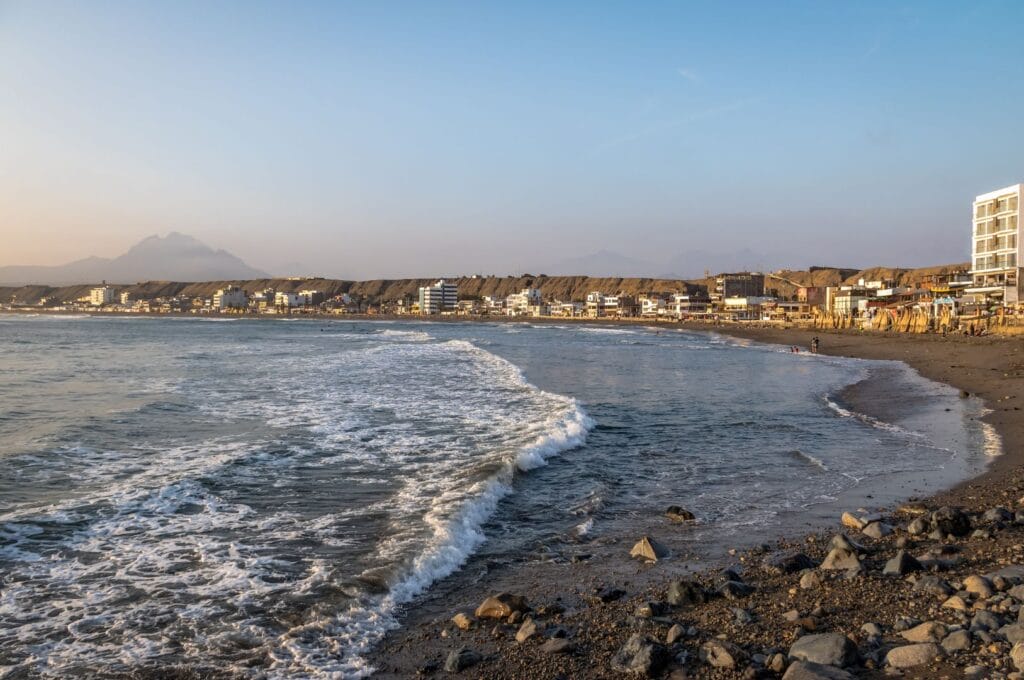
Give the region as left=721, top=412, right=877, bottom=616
left=4, top=183, right=1022, bottom=333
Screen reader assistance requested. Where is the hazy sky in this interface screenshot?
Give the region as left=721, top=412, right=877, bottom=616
left=2, top=1, right=1023, bottom=278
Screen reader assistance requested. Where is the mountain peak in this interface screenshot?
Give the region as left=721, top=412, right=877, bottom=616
left=0, top=233, right=269, bottom=285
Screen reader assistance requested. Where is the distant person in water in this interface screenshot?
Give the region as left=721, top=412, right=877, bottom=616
left=811, top=337, right=819, bottom=353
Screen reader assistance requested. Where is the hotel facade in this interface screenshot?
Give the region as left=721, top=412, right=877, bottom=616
left=418, top=279, right=458, bottom=314
left=969, top=183, right=1022, bottom=305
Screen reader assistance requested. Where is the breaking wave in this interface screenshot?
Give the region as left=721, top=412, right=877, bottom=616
left=0, top=331, right=592, bottom=679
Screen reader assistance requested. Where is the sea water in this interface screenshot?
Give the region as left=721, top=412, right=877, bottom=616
left=0, top=316, right=996, bottom=677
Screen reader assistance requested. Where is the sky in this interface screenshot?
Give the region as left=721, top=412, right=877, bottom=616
left=2, top=0, right=1023, bottom=279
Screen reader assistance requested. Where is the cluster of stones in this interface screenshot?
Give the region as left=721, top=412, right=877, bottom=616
left=433, top=502, right=1024, bottom=677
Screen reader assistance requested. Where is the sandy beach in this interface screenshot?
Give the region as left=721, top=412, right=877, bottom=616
left=368, top=328, right=1024, bottom=679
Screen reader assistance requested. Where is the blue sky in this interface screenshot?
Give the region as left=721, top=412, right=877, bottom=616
left=2, top=1, right=1022, bottom=278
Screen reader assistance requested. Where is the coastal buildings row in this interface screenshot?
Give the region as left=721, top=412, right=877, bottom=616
left=9, top=268, right=990, bottom=326
left=4, top=183, right=1020, bottom=331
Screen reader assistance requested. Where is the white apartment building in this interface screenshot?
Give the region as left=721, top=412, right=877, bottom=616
left=418, top=279, right=458, bottom=314
left=482, top=295, right=506, bottom=314
left=724, top=296, right=774, bottom=319
left=549, top=301, right=583, bottom=317
left=297, top=290, right=325, bottom=306
left=89, top=286, right=116, bottom=307
left=968, top=183, right=1022, bottom=304
left=668, top=293, right=709, bottom=317
left=119, top=291, right=132, bottom=305
left=213, top=286, right=248, bottom=310
left=275, top=292, right=302, bottom=308
left=639, top=295, right=666, bottom=317
left=505, top=288, right=542, bottom=316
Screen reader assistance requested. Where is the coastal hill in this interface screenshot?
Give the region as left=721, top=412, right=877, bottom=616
left=0, top=263, right=969, bottom=306
left=0, top=233, right=269, bottom=286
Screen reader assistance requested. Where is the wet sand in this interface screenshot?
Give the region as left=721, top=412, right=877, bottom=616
left=368, top=328, right=1024, bottom=679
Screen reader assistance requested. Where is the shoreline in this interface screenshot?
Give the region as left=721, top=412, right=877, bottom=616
left=367, top=325, right=1024, bottom=678
left=6, top=311, right=1024, bottom=677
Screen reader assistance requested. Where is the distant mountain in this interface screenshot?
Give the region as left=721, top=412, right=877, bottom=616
left=661, top=248, right=788, bottom=279
left=0, top=232, right=269, bottom=285
left=532, top=248, right=802, bottom=280
left=536, top=250, right=660, bottom=277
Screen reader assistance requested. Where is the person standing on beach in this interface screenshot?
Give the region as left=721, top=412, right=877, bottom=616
left=811, top=336, right=819, bottom=353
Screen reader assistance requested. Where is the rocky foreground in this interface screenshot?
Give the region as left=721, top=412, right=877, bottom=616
left=374, top=464, right=1024, bottom=679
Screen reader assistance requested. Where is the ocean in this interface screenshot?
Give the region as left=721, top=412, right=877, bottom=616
left=0, top=316, right=998, bottom=677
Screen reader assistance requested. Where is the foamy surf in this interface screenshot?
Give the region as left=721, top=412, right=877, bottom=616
left=0, top=317, right=996, bottom=680
left=824, top=394, right=923, bottom=437
left=0, top=328, right=593, bottom=679
left=260, top=342, right=594, bottom=678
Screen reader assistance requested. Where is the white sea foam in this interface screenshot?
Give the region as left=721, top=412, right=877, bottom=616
left=789, top=449, right=829, bottom=471
left=375, top=329, right=433, bottom=342
left=0, top=330, right=593, bottom=678
left=573, top=326, right=638, bottom=335
left=575, top=518, right=595, bottom=536
left=824, top=395, right=922, bottom=437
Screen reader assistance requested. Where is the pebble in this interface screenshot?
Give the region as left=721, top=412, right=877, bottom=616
left=665, top=623, right=685, bottom=645
left=860, top=622, right=882, bottom=638
left=700, top=639, right=746, bottom=669
left=965, top=575, right=996, bottom=599
left=943, top=595, right=970, bottom=611
left=515, top=617, right=538, bottom=643
left=538, top=638, right=573, bottom=655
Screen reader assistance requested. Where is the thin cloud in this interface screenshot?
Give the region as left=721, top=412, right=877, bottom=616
left=591, top=99, right=754, bottom=156
left=862, top=31, right=883, bottom=59
left=677, top=67, right=700, bottom=83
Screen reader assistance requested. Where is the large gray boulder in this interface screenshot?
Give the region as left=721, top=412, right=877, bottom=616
left=862, top=521, right=893, bottom=539
left=830, top=533, right=866, bottom=554
left=788, top=633, right=859, bottom=667
left=913, top=575, right=954, bottom=597
left=611, top=634, right=669, bottom=677
left=718, top=580, right=754, bottom=600
left=820, top=548, right=860, bottom=571
left=666, top=579, right=709, bottom=606
left=665, top=505, right=696, bottom=522
left=885, top=643, right=943, bottom=668
left=444, top=647, right=482, bottom=673
left=900, top=621, right=947, bottom=643
left=763, top=550, right=816, bottom=574
left=931, top=506, right=971, bottom=537
left=1001, top=623, right=1024, bottom=645
left=941, top=629, right=971, bottom=653
left=783, top=661, right=855, bottom=680
left=884, top=550, right=923, bottom=576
